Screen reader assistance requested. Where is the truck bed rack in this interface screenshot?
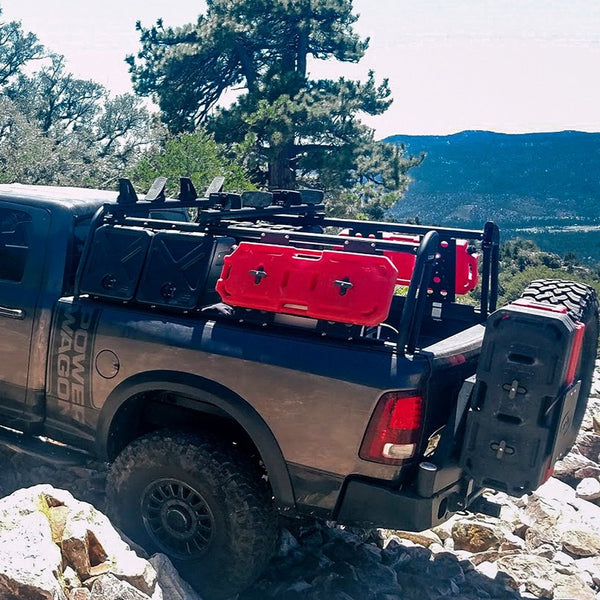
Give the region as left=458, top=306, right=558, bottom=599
left=74, top=178, right=500, bottom=354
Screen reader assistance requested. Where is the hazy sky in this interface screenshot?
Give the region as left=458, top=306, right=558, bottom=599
left=1, top=0, right=599, bottom=138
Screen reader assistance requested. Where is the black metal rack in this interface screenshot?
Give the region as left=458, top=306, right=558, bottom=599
left=75, top=177, right=500, bottom=355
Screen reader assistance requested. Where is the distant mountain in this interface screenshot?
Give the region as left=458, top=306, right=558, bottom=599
left=386, top=131, right=600, bottom=262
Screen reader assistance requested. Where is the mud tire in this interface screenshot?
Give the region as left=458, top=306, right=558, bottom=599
left=520, top=278, right=599, bottom=435
left=106, top=430, right=278, bottom=600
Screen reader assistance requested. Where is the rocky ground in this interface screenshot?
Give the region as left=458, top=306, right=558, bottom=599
left=0, top=363, right=599, bottom=600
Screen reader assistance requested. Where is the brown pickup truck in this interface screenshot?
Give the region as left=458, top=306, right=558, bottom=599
left=0, top=177, right=596, bottom=599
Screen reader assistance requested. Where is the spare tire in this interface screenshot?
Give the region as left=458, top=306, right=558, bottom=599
left=519, top=278, right=599, bottom=436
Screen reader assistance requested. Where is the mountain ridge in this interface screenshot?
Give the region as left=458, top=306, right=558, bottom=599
left=386, top=130, right=600, bottom=262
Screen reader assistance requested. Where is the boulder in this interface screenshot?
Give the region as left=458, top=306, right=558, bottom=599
left=552, top=573, right=596, bottom=600
left=386, top=529, right=442, bottom=548
left=553, top=450, right=598, bottom=483
left=560, top=528, right=600, bottom=557
left=494, top=554, right=556, bottom=596
left=88, top=573, right=153, bottom=600
left=0, top=485, right=192, bottom=600
left=0, top=495, right=66, bottom=600
left=576, top=477, right=600, bottom=502
left=575, top=556, right=600, bottom=587
left=149, top=555, right=202, bottom=600
left=575, top=431, right=600, bottom=463
left=574, top=465, right=600, bottom=479
left=451, top=519, right=506, bottom=553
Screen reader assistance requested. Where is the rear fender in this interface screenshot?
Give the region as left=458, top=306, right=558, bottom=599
left=97, top=370, right=296, bottom=512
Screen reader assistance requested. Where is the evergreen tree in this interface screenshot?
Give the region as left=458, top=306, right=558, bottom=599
left=128, top=0, right=420, bottom=213
left=3, top=52, right=159, bottom=187
left=0, top=7, right=42, bottom=87
left=128, top=129, right=253, bottom=196
left=0, top=7, right=159, bottom=188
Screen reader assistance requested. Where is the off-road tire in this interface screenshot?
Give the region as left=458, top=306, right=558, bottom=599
left=106, top=430, right=278, bottom=600
left=520, top=278, right=599, bottom=436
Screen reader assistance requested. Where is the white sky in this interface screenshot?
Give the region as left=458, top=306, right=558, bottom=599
left=1, top=0, right=599, bottom=138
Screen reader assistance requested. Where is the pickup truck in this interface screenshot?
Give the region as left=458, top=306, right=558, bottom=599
left=0, top=177, right=596, bottom=599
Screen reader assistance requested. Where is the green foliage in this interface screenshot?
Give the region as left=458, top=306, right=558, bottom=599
left=0, top=93, right=146, bottom=188
left=0, top=8, right=42, bottom=87
left=0, top=96, right=58, bottom=184
left=0, top=7, right=165, bottom=189
left=496, top=238, right=600, bottom=306
left=387, top=132, right=600, bottom=265
left=7, top=54, right=104, bottom=135
left=0, top=42, right=159, bottom=188
left=320, top=137, right=423, bottom=220
left=128, top=0, right=419, bottom=214
left=388, top=131, right=600, bottom=210
left=127, top=130, right=254, bottom=196
left=0, top=8, right=249, bottom=193
left=128, top=0, right=368, bottom=131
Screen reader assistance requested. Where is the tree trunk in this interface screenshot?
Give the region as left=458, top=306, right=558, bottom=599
left=268, top=142, right=296, bottom=189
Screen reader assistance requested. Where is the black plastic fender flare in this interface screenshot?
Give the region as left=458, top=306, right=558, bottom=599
left=96, top=369, right=296, bottom=513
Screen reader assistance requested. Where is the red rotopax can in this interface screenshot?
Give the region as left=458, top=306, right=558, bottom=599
left=216, top=242, right=398, bottom=326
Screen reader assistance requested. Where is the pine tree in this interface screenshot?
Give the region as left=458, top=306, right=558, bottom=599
left=128, top=0, right=420, bottom=214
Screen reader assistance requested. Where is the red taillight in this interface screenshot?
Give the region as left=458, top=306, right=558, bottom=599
left=565, top=322, right=585, bottom=386
left=359, top=392, right=423, bottom=465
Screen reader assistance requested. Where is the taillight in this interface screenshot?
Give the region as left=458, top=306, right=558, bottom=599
left=359, top=392, right=424, bottom=465
left=565, top=322, right=585, bottom=386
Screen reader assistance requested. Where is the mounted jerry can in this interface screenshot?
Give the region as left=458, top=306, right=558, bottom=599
left=136, top=232, right=236, bottom=310
left=460, top=299, right=585, bottom=496
left=79, top=225, right=152, bottom=301
left=381, top=234, right=478, bottom=295
left=216, top=241, right=398, bottom=326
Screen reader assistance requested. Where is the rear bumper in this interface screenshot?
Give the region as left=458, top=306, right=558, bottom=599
left=334, top=464, right=478, bottom=531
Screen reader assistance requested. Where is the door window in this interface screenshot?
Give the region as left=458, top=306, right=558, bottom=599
left=0, top=208, right=32, bottom=282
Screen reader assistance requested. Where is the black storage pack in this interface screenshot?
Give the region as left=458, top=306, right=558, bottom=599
left=135, top=232, right=235, bottom=310
left=79, top=225, right=152, bottom=301
left=136, top=231, right=215, bottom=310
left=79, top=224, right=235, bottom=311
left=460, top=301, right=583, bottom=495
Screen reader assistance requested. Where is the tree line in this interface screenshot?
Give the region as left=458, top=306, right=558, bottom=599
left=0, top=0, right=421, bottom=219
left=0, top=11, right=156, bottom=189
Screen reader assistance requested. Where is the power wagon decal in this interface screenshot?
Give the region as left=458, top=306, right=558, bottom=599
left=48, top=302, right=100, bottom=419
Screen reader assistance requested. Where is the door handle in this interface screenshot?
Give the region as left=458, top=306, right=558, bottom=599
left=0, top=306, right=25, bottom=320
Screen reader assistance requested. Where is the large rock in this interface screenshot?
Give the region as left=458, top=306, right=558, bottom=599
left=149, top=555, right=202, bottom=600
left=575, top=556, right=600, bottom=587
left=383, top=529, right=442, bottom=548
left=493, top=553, right=596, bottom=599
left=451, top=519, right=506, bottom=553
left=88, top=573, right=154, bottom=600
left=561, top=528, right=600, bottom=557
left=575, top=431, right=600, bottom=463
left=576, top=477, right=600, bottom=502
left=552, top=450, right=597, bottom=483
left=0, top=485, right=196, bottom=600
left=0, top=491, right=67, bottom=600
left=553, top=574, right=596, bottom=600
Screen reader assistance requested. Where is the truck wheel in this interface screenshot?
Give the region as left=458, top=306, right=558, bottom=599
left=105, top=430, right=278, bottom=600
left=519, top=278, right=599, bottom=435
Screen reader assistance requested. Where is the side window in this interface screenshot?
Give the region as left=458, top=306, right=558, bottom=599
left=0, top=208, right=32, bottom=283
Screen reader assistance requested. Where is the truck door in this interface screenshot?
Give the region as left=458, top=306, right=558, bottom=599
left=0, top=203, right=50, bottom=425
